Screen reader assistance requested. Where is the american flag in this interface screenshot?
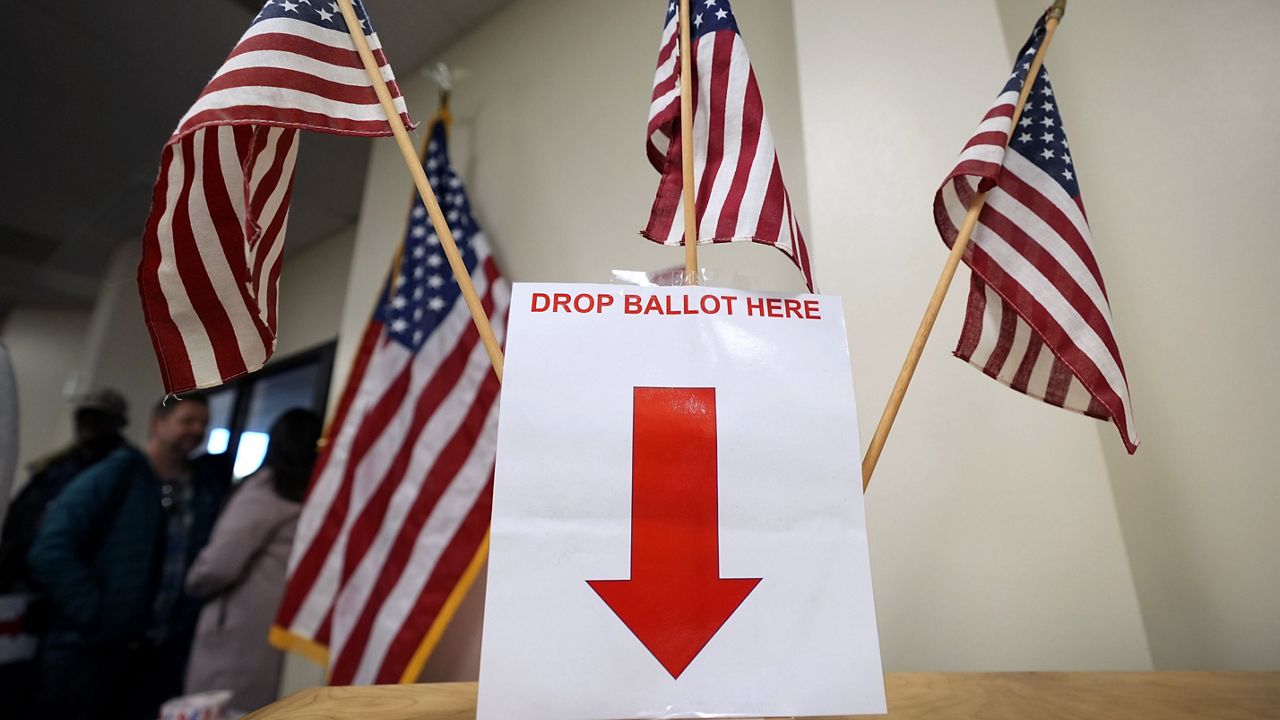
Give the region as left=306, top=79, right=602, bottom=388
left=272, top=117, right=509, bottom=685
left=138, top=0, right=413, bottom=394
left=642, top=0, right=813, bottom=291
left=934, top=12, right=1138, bottom=453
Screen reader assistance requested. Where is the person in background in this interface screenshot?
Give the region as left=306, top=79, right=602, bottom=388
left=26, top=394, right=226, bottom=720
left=184, top=408, right=322, bottom=714
left=1, top=389, right=128, bottom=717
left=0, top=388, right=129, bottom=591
left=0, top=345, right=28, bottom=720
left=0, top=341, right=18, bottom=533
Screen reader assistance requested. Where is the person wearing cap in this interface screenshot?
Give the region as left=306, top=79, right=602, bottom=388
left=0, top=388, right=130, bottom=592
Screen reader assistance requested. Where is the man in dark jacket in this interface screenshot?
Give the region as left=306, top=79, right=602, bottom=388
left=27, top=394, right=226, bottom=720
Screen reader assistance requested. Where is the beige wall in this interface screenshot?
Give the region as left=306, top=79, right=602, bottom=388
left=274, top=227, right=357, bottom=359
left=1, top=306, right=90, bottom=491
left=78, top=241, right=164, bottom=449
left=994, top=0, right=1280, bottom=670
left=791, top=0, right=1152, bottom=671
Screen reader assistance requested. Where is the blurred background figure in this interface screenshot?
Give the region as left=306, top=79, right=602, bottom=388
left=26, top=394, right=226, bottom=720
left=0, top=341, right=16, bottom=532
left=0, top=387, right=128, bottom=592
left=1, top=386, right=128, bottom=718
left=0, top=342, right=26, bottom=720
left=184, top=408, right=322, bottom=715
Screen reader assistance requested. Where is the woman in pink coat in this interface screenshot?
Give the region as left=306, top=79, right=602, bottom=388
left=183, top=409, right=321, bottom=714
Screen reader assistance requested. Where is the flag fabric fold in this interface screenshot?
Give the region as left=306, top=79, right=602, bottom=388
left=642, top=0, right=814, bottom=291
left=934, top=12, right=1138, bottom=453
left=272, top=116, right=509, bottom=686
left=138, top=0, right=413, bottom=394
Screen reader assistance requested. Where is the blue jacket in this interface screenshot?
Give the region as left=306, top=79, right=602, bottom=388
left=27, top=446, right=225, bottom=647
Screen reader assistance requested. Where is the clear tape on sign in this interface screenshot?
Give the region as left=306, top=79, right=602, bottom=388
left=610, top=266, right=757, bottom=290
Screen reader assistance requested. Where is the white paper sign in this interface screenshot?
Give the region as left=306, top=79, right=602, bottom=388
left=478, top=283, right=885, bottom=719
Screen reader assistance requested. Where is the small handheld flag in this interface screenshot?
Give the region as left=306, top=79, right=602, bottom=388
left=643, top=0, right=814, bottom=290
left=138, top=0, right=413, bottom=394
left=934, top=11, right=1138, bottom=453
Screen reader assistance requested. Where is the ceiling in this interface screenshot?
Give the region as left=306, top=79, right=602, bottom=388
left=1, top=0, right=513, bottom=317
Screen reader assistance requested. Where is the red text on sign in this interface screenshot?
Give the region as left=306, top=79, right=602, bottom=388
left=744, top=297, right=821, bottom=320
left=623, top=294, right=737, bottom=316
left=530, top=291, right=820, bottom=320
left=530, top=292, right=615, bottom=313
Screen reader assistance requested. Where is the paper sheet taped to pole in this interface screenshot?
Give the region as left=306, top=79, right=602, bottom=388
left=478, top=283, right=885, bottom=719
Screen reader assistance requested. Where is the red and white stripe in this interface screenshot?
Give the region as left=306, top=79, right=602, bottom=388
left=643, top=12, right=814, bottom=291
left=175, top=18, right=410, bottom=138
left=274, top=246, right=508, bottom=685
left=935, top=91, right=1139, bottom=453
left=139, top=14, right=411, bottom=394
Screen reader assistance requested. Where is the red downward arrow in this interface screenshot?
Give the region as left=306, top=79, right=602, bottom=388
left=588, top=387, right=761, bottom=679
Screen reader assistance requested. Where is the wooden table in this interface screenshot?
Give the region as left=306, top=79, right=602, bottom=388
left=247, top=672, right=1280, bottom=719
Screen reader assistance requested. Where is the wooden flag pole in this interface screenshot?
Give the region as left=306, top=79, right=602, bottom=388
left=860, top=0, right=1066, bottom=491
left=336, top=0, right=504, bottom=382
left=678, top=0, right=700, bottom=283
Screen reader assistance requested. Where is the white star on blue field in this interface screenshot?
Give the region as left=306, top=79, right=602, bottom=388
left=378, top=122, right=483, bottom=351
